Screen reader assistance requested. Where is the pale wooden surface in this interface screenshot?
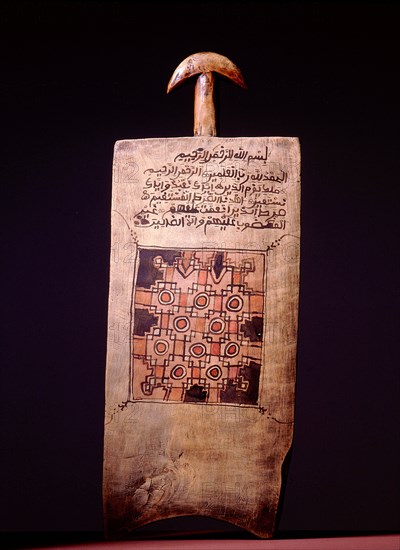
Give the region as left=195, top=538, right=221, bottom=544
left=103, top=136, right=300, bottom=538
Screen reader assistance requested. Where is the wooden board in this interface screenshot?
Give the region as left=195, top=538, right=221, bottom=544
left=103, top=136, right=300, bottom=538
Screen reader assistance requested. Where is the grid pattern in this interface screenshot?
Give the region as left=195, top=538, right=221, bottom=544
left=131, top=248, right=265, bottom=405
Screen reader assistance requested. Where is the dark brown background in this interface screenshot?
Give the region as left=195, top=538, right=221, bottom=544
left=1, top=0, right=398, bottom=541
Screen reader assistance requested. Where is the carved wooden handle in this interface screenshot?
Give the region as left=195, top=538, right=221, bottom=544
left=167, top=52, right=247, bottom=137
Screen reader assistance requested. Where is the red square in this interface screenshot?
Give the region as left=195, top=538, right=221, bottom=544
left=198, top=269, right=207, bottom=286
left=192, top=367, right=201, bottom=379
left=211, top=342, right=220, bottom=356
left=161, top=313, right=169, bottom=329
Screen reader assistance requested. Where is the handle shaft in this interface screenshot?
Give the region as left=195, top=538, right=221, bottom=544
left=194, top=72, right=216, bottom=136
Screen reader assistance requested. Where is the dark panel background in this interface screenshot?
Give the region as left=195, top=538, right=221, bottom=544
left=1, top=0, right=398, bottom=536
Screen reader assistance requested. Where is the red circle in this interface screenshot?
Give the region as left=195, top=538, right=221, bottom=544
left=206, top=365, right=222, bottom=380
left=209, top=318, right=225, bottom=334
left=227, top=294, right=243, bottom=312
left=190, top=343, right=206, bottom=357
left=225, top=342, right=239, bottom=357
left=171, top=364, right=187, bottom=380
left=159, top=289, right=174, bottom=305
left=194, top=292, right=209, bottom=309
left=155, top=340, right=168, bottom=355
left=174, top=316, right=189, bottom=332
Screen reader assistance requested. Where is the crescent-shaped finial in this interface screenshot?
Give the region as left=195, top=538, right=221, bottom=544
left=167, top=52, right=246, bottom=136
left=167, top=51, right=246, bottom=93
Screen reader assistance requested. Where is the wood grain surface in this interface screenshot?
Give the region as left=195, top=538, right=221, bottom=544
left=103, top=136, right=301, bottom=538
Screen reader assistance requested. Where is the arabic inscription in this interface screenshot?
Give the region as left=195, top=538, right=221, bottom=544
left=133, top=144, right=288, bottom=235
